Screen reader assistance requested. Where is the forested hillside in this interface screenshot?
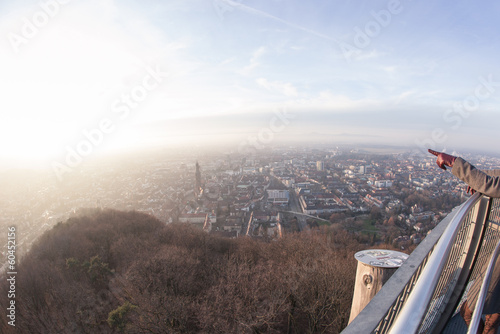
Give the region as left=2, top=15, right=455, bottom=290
left=1, top=209, right=370, bottom=333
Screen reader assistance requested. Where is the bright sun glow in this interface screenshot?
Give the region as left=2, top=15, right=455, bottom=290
left=1, top=0, right=500, bottom=169
left=0, top=1, right=173, bottom=165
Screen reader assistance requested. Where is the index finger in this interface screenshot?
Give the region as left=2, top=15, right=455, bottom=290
left=428, top=149, right=440, bottom=156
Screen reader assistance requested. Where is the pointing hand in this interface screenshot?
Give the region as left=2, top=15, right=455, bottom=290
left=428, top=149, right=457, bottom=171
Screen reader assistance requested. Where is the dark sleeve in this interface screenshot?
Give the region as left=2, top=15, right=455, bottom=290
left=485, top=170, right=500, bottom=177
left=452, top=158, right=500, bottom=198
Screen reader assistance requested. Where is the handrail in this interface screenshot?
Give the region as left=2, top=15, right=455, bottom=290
left=469, top=239, right=500, bottom=334
left=388, top=193, right=482, bottom=334
left=341, top=203, right=463, bottom=334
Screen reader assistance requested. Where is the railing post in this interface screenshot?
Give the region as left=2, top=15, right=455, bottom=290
left=431, top=196, right=491, bottom=334
left=349, top=250, right=408, bottom=324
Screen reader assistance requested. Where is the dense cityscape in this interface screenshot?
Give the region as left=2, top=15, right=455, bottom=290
left=2, top=0, right=500, bottom=332
left=2, top=145, right=499, bottom=262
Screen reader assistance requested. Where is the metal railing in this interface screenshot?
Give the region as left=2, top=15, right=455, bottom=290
left=342, top=194, right=500, bottom=334
left=469, top=239, right=500, bottom=333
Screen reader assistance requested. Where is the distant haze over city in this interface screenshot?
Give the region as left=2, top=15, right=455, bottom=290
left=1, top=0, right=500, bottom=169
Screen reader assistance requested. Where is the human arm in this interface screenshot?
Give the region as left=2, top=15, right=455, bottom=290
left=428, top=149, right=500, bottom=198
left=466, top=169, right=500, bottom=194
left=484, top=169, right=500, bottom=177
left=452, top=157, right=500, bottom=198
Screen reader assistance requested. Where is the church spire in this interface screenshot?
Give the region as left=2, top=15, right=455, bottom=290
left=195, top=161, right=202, bottom=197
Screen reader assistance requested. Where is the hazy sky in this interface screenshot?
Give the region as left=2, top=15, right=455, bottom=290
left=1, top=0, right=500, bottom=168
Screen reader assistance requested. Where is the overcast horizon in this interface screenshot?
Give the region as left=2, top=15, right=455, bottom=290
left=1, top=0, right=500, bottom=169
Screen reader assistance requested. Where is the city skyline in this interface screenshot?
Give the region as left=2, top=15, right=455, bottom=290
left=1, top=0, right=500, bottom=169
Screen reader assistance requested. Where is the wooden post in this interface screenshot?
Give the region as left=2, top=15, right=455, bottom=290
left=348, top=249, right=408, bottom=324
